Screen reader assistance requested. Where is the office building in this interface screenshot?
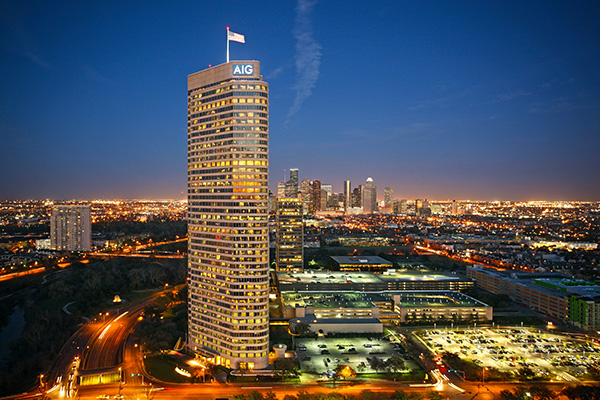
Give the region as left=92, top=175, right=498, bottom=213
left=284, top=168, right=299, bottom=198
left=393, top=199, right=408, bottom=215
left=343, top=180, right=351, bottom=213
left=277, top=181, right=286, bottom=198
left=310, top=179, right=321, bottom=214
left=300, top=179, right=311, bottom=214
left=362, top=177, right=377, bottom=214
left=50, top=205, right=91, bottom=251
left=351, top=186, right=362, bottom=208
left=383, top=187, right=393, bottom=208
left=187, top=61, right=270, bottom=370
left=276, top=198, right=303, bottom=272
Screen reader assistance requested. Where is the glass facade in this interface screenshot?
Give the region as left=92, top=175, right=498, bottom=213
left=187, top=61, right=269, bottom=369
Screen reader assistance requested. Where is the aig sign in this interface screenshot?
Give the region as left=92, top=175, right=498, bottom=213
left=233, top=64, right=254, bottom=76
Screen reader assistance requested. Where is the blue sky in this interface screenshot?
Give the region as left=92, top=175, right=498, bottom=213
left=1, top=1, right=599, bottom=200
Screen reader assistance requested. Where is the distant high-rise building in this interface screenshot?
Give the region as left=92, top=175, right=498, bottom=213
left=418, top=199, right=431, bottom=217
left=268, top=191, right=277, bottom=213
left=310, top=180, right=321, bottom=214
left=289, top=168, right=298, bottom=188
left=319, top=188, right=328, bottom=211
left=451, top=200, right=458, bottom=215
left=362, top=177, right=377, bottom=214
left=327, top=192, right=343, bottom=210
left=393, top=199, right=408, bottom=215
left=352, top=186, right=362, bottom=208
left=187, top=61, right=269, bottom=370
left=276, top=198, right=303, bottom=272
left=277, top=181, right=286, bottom=198
left=384, top=187, right=393, bottom=208
left=343, top=180, right=351, bottom=212
left=300, top=179, right=311, bottom=214
left=415, top=199, right=424, bottom=216
left=50, top=205, right=91, bottom=251
left=285, top=168, right=299, bottom=198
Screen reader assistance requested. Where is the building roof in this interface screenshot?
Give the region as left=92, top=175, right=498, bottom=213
left=331, top=255, right=392, bottom=265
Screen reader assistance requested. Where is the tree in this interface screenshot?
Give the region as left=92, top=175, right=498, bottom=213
left=246, top=391, right=264, bottom=400
left=293, top=322, right=311, bottom=337
left=206, top=363, right=221, bottom=382
left=528, top=386, right=555, bottom=400
left=367, top=357, right=386, bottom=373
left=390, top=391, right=423, bottom=400
left=561, top=385, right=600, bottom=400
left=385, top=356, right=406, bottom=376
left=518, top=366, right=535, bottom=380
left=500, top=387, right=529, bottom=400
left=425, top=392, right=443, bottom=400
left=356, top=362, right=367, bottom=374
left=238, top=362, right=249, bottom=377
left=335, top=365, right=357, bottom=380
left=358, top=390, right=388, bottom=400
left=274, top=358, right=299, bottom=381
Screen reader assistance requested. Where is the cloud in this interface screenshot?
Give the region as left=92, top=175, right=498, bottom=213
left=495, top=90, right=531, bottom=101
left=407, top=89, right=472, bottom=111
left=265, top=66, right=285, bottom=80
left=285, top=0, right=322, bottom=127
left=22, top=50, right=54, bottom=70
left=82, top=64, right=113, bottom=86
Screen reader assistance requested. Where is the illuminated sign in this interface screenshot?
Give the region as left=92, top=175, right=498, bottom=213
left=233, top=64, right=254, bottom=75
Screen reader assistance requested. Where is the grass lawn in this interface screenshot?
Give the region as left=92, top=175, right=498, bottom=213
left=358, top=369, right=427, bottom=381
left=144, top=354, right=192, bottom=383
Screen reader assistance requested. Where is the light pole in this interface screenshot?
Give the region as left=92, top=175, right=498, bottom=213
left=118, top=367, right=122, bottom=394
left=481, top=366, right=487, bottom=387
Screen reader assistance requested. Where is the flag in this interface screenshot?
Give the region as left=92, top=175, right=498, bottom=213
left=228, top=30, right=245, bottom=43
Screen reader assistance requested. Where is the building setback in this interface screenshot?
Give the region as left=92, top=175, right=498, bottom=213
left=187, top=61, right=270, bottom=370
left=50, top=205, right=91, bottom=251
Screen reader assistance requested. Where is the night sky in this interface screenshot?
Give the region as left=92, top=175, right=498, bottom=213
left=1, top=1, right=599, bottom=201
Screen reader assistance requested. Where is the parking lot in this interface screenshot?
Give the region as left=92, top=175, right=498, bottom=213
left=418, top=327, right=600, bottom=380
left=295, top=335, right=421, bottom=376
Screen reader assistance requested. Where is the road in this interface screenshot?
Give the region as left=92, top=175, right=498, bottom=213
left=35, top=298, right=157, bottom=399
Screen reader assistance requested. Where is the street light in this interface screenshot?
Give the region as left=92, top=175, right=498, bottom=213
left=118, top=367, right=122, bottom=394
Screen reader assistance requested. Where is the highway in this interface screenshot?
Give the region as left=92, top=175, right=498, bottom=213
left=34, top=298, right=156, bottom=399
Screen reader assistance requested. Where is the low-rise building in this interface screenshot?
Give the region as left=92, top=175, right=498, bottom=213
left=277, top=269, right=474, bottom=293
left=330, top=255, right=393, bottom=272
left=282, top=290, right=491, bottom=334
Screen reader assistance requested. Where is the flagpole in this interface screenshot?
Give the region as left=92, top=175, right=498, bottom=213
left=226, top=27, right=230, bottom=63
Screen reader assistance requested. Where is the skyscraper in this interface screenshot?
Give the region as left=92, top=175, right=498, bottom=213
left=362, top=177, right=377, bottom=214
left=300, top=179, right=311, bottom=214
left=276, top=198, right=303, bottom=272
left=284, top=168, right=299, bottom=198
left=50, top=205, right=91, bottom=251
left=277, top=181, right=286, bottom=198
left=310, top=179, right=321, bottom=214
left=343, top=180, right=351, bottom=213
left=187, top=61, right=270, bottom=370
left=383, top=187, right=393, bottom=208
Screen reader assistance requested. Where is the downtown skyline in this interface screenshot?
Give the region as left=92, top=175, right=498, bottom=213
left=1, top=1, right=600, bottom=201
